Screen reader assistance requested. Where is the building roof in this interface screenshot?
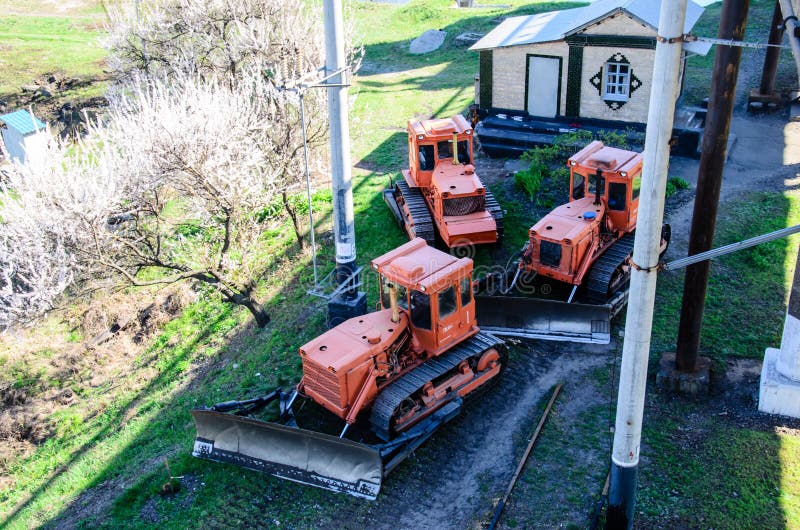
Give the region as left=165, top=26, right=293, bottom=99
left=470, top=0, right=705, bottom=51
left=0, top=109, right=47, bottom=136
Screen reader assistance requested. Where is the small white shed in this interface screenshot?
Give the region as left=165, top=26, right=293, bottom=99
left=0, top=109, right=48, bottom=167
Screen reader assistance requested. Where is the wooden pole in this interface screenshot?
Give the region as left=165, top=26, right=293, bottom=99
left=760, top=1, right=784, bottom=95
left=675, top=0, right=750, bottom=372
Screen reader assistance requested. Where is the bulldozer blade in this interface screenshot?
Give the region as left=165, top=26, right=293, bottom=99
left=475, top=295, right=620, bottom=344
left=382, top=188, right=404, bottom=228
left=191, top=409, right=383, bottom=500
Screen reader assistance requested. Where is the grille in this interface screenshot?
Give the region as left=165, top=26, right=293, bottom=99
left=302, top=358, right=344, bottom=407
left=539, top=240, right=562, bottom=268
left=443, top=195, right=485, bottom=216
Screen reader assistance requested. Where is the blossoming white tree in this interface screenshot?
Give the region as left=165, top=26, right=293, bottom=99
left=0, top=0, right=361, bottom=328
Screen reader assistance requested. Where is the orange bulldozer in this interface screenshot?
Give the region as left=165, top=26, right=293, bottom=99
left=383, top=115, right=503, bottom=249
left=191, top=239, right=506, bottom=499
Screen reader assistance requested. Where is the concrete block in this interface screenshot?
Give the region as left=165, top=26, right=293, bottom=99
left=759, top=347, right=800, bottom=419
left=656, top=352, right=711, bottom=395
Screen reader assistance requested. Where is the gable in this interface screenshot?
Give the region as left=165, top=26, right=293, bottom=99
left=581, top=12, right=657, bottom=38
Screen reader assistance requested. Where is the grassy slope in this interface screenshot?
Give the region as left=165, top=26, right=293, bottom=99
left=1, top=0, right=799, bottom=529
left=0, top=9, right=107, bottom=97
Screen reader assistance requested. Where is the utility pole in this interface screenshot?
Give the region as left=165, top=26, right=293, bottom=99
left=675, top=0, right=749, bottom=374
left=606, top=1, right=687, bottom=528
left=323, top=0, right=366, bottom=326
left=759, top=1, right=784, bottom=96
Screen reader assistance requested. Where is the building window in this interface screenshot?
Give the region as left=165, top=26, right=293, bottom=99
left=590, top=53, right=642, bottom=111
left=604, top=62, right=630, bottom=102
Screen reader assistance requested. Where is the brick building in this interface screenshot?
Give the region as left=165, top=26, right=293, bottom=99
left=469, top=0, right=709, bottom=157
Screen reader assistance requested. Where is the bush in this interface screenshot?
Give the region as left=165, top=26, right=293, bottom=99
left=665, top=176, right=690, bottom=198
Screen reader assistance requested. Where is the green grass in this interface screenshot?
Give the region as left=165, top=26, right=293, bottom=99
left=2, top=0, right=800, bottom=528
left=652, top=190, right=800, bottom=360
left=0, top=13, right=107, bottom=95
left=638, top=402, right=800, bottom=529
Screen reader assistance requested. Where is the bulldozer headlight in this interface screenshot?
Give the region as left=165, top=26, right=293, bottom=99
left=620, top=171, right=627, bottom=177
left=569, top=160, right=577, bottom=166
left=418, top=135, right=424, bottom=140
left=466, top=130, right=472, bottom=135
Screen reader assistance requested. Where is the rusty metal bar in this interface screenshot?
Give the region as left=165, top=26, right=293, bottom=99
left=488, top=383, right=563, bottom=530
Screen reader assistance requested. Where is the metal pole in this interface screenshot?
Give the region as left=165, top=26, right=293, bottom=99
left=323, top=0, right=357, bottom=291
left=676, top=0, right=749, bottom=373
left=606, top=1, right=687, bottom=528
left=760, top=1, right=785, bottom=95
left=779, top=0, right=800, bottom=86
left=299, top=93, right=319, bottom=289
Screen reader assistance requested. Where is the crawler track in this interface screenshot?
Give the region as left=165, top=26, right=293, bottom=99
left=584, top=233, right=635, bottom=303
left=370, top=332, right=505, bottom=441
left=485, top=189, right=504, bottom=241
left=395, top=181, right=435, bottom=245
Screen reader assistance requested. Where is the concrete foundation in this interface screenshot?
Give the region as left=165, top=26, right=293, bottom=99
left=656, top=352, right=711, bottom=395
left=759, top=348, right=800, bottom=418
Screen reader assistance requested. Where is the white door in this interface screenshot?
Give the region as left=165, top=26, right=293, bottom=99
left=527, top=56, right=560, bottom=118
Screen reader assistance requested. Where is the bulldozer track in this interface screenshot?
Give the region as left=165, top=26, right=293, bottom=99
left=370, top=331, right=505, bottom=441
left=485, top=189, right=504, bottom=241
left=585, top=233, right=635, bottom=303
left=395, top=181, right=435, bottom=245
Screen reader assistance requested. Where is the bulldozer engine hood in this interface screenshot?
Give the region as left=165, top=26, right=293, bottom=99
left=531, top=197, right=604, bottom=244
left=431, top=160, right=484, bottom=198
left=300, top=309, right=407, bottom=375
left=299, top=309, right=408, bottom=415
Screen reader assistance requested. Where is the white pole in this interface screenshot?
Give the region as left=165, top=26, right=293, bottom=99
left=323, top=0, right=357, bottom=285
left=606, top=1, right=688, bottom=528
left=778, top=0, right=800, bottom=86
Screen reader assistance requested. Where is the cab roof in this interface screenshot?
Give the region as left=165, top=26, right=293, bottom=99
left=372, top=238, right=472, bottom=292
left=568, top=140, right=642, bottom=175
left=408, top=114, right=472, bottom=140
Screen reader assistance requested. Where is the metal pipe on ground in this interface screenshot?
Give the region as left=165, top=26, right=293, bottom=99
left=488, top=383, right=562, bottom=530
left=606, top=1, right=687, bottom=528
left=675, top=0, right=749, bottom=373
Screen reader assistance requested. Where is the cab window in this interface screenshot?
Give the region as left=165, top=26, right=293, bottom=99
left=410, top=290, right=431, bottom=329
left=572, top=172, right=585, bottom=200
left=419, top=145, right=435, bottom=171
left=437, top=140, right=452, bottom=160
left=457, top=140, right=471, bottom=164
left=380, top=276, right=408, bottom=310
left=608, top=183, right=626, bottom=211
left=438, top=286, right=457, bottom=319
left=632, top=175, right=641, bottom=200
left=588, top=172, right=605, bottom=197
left=460, top=277, right=472, bottom=307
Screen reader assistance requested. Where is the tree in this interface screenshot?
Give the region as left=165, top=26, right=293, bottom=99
left=1, top=0, right=362, bottom=328
left=105, top=0, right=362, bottom=248
left=2, top=71, right=285, bottom=327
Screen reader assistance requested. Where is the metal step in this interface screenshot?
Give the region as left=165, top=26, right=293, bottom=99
left=369, top=332, right=505, bottom=441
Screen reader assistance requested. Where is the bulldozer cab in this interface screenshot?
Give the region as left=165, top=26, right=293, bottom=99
left=568, top=140, right=643, bottom=234
left=406, top=115, right=474, bottom=189
left=372, top=238, right=478, bottom=355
